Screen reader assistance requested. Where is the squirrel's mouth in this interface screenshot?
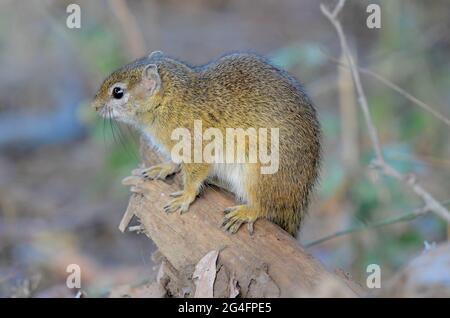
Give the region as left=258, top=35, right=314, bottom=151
left=98, top=106, right=117, bottom=119
left=97, top=106, right=107, bottom=117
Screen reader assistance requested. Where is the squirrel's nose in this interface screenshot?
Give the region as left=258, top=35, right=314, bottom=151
left=91, top=101, right=103, bottom=111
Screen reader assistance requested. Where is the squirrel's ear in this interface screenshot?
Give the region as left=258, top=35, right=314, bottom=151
left=142, top=64, right=161, bottom=95
left=148, top=50, right=164, bottom=59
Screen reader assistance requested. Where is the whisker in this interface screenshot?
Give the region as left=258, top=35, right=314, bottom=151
left=102, top=114, right=107, bottom=150
left=108, top=108, right=118, bottom=146
left=125, top=124, right=140, bottom=154
left=114, top=120, right=138, bottom=161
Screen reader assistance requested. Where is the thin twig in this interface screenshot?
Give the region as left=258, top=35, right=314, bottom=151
left=331, top=0, right=346, bottom=18
left=118, top=197, right=137, bottom=232
left=320, top=1, right=450, bottom=224
left=110, top=0, right=146, bottom=59
left=128, top=224, right=144, bottom=233
left=323, top=52, right=450, bottom=128
left=321, top=1, right=383, bottom=162
left=305, top=200, right=450, bottom=248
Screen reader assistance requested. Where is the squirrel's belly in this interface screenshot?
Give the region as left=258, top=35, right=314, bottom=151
left=211, top=163, right=248, bottom=202
left=142, top=130, right=170, bottom=159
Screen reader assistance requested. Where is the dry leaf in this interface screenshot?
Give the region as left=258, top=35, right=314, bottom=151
left=193, top=250, right=219, bottom=298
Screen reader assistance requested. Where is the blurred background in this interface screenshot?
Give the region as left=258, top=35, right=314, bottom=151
left=0, top=0, right=449, bottom=297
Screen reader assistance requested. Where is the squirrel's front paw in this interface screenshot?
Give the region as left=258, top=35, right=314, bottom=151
left=221, top=205, right=259, bottom=235
left=163, top=190, right=196, bottom=214
left=137, top=163, right=180, bottom=180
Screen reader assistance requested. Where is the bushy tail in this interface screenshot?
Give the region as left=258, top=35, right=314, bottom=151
left=270, top=206, right=305, bottom=237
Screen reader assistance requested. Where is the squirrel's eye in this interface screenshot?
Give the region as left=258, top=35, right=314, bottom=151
left=112, top=87, right=124, bottom=99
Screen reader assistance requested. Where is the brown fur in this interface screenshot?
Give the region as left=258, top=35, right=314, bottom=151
left=92, top=52, right=321, bottom=236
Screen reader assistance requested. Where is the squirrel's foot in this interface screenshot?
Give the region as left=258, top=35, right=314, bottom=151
left=138, top=163, right=180, bottom=181
left=163, top=189, right=196, bottom=214
left=221, top=205, right=259, bottom=235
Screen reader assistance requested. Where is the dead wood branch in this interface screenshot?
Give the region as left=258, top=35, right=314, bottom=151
left=120, top=142, right=362, bottom=298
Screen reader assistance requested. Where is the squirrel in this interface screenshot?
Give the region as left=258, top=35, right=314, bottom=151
left=92, top=51, right=321, bottom=236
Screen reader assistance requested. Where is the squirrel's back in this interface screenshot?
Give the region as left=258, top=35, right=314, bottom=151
left=191, top=53, right=321, bottom=235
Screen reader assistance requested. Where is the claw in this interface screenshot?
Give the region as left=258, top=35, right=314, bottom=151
left=221, top=205, right=258, bottom=235
left=163, top=191, right=194, bottom=214
left=222, top=217, right=240, bottom=232
left=230, top=220, right=244, bottom=234
left=221, top=217, right=231, bottom=228
left=139, top=163, right=180, bottom=181
left=247, top=221, right=254, bottom=235
left=224, top=206, right=239, bottom=214
left=142, top=170, right=151, bottom=180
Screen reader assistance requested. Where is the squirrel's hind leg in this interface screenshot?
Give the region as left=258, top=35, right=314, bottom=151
left=221, top=205, right=260, bottom=235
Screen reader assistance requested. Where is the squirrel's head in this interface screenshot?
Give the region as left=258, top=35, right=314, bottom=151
left=91, top=54, right=163, bottom=126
